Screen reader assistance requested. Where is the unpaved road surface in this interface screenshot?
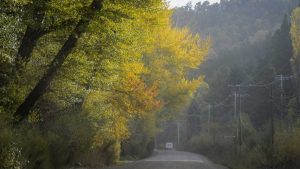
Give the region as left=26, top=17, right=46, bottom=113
left=104, top=150, right=227, bottom=169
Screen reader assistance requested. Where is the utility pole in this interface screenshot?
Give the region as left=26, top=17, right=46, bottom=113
left=238, top=92, right=242, bottom=154
left=211, top=105, right=216, bottom=144
left=233, top=91, right=239, bottom=150
left=229, top=85, right=242, bottom=152
left=275, top=75, right=294, bottom=120
left=234, top=91, right=237, bottom=120
left=270, top=83, right=274, bottom=169
left=208, top=104, right=211, bottom=136
left=237, top=93, right=250, bottom=154
left=279, top=75, right=284, bottom=120
left=229, top=84, right=250, bottom=154
left=177, top=121, right=180, bottom=145
left=229, top=85, right=242, bottom=149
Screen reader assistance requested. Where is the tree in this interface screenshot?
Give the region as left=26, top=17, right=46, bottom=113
left=291, top=6, right=300, bottom=113
left=14, top=0, right=104, bottom=122
left=143, top=25, right=210, bottom=120
left=13, top=0, right=165, bottom=122
left=0, top=0, right=211, bottom=167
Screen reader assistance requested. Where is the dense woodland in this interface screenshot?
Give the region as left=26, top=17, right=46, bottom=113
left=171, top=0, right=300, bottom=169
left=0, top=0, right=208, bottom=168
left=2, top=0, right=300, bottom=169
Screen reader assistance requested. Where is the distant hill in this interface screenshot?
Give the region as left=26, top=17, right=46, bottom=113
left=173, top=0, right=299, bottom=53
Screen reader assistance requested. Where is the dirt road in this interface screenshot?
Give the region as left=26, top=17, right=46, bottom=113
left=104, top=150, right=227, bottom=169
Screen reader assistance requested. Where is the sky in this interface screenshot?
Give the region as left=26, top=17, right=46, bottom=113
left=169, top=0, right=220, bottom=8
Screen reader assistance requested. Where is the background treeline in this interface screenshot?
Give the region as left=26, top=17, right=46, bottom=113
left=172, top=0, right=300, bottom=169
left=0, top=0, right=209, bottom=168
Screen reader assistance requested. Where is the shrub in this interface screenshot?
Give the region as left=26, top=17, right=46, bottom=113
left=0, top=128, right=25, bottom=169
left=273, top=128, right=300, bottom=168
left=20, top=129, right=51, bottom=169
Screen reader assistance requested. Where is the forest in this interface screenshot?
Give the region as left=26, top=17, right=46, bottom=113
left=172, top=0, right=300, bottom=169
left=0, top=0, right=209, bottom=168
left=1, top=0, right=300, bottom=169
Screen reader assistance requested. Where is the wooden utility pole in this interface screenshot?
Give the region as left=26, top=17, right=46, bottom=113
left=234, top=91, right=237, bottom=120
left=211, top=105, right=216, bottom=144
left=275, top=75, right=293, bottom=119
left=177, top=121, right=180, bottom=145
left=229, top=85, right=250, bottom=154
left=270, top=83, right=274, bottom=169
left=208, top=104, right=211, bottom=136
left=238, top=93, right=242, bottom=154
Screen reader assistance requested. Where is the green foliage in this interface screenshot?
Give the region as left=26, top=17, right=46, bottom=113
left=121, top=114, right=157, bottom=158
left=105, top=141, right=121, bottom=165
left=273, top=129, right=300, bottom=168
left=173, top=0, right=298, bottom=52
left=0, top=128, right=25, bottom=169
left=179, top=2, right=300, bottom=169
left=20, top=129, right=51, bottom=169
left=0, top=0, right=209, bottom=167
left=187, top=134, right=213, bottom=152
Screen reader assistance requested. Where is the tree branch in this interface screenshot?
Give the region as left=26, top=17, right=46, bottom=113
left=14, top=0, right=104, bottom=123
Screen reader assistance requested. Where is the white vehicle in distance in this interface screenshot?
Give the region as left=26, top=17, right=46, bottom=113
left=165, top=142, right=174, bottom=150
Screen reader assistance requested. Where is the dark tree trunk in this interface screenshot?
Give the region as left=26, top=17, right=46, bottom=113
left=15, top=0, right=73, bottom=68
left=14, top=0, right=104, bottom=123
left=15, top=0, right=49, bottom=69
left=16, top=26, right=45, bottom=64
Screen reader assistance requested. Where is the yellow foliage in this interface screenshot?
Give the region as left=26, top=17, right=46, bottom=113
left=143, top=16, right=210, bottom=119
left=1, top=0, right=210, bottom=166
left=291, top=7, right=300, bottom=58
left=83, top=91, right=129, bottom=148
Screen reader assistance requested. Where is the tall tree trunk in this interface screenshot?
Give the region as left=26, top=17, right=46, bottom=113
left=16, top=27, right=45, bottom=64
left=15, top=0, right=49, bottom=69
left=15, top=0, right=72, bottom=68
left=14, top=0, right=104, bottom=123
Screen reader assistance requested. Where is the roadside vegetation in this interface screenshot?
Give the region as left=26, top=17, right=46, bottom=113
left=2, top=1, right=300, bottom=169
left=0, top=0, right=209, bottom=168
left=172, top=1, right=300, bottom=169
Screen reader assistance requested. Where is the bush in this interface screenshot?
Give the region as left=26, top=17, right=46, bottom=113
left=79, top=140, right=121, bottom=167
left=20, top=129, right=52, bottom=169
left=0, top=127, right=25, bottom=169
left=121, top=138, right=154, bottom=159
left=0, top=110, right=102, bottom=169
left=0, top=106, right=127, bottom=169
left=186, top=134, right=214, bottom=154
left=121, top=118, right=156, bottom=159
left=273, top=128, right=300, bottom=169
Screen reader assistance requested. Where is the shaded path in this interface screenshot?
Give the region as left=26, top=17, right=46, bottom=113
left=104, top=150, right=227, bottom=169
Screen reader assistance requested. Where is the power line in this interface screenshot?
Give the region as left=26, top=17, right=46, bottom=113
left=240, top=61, right=291, bottom=87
